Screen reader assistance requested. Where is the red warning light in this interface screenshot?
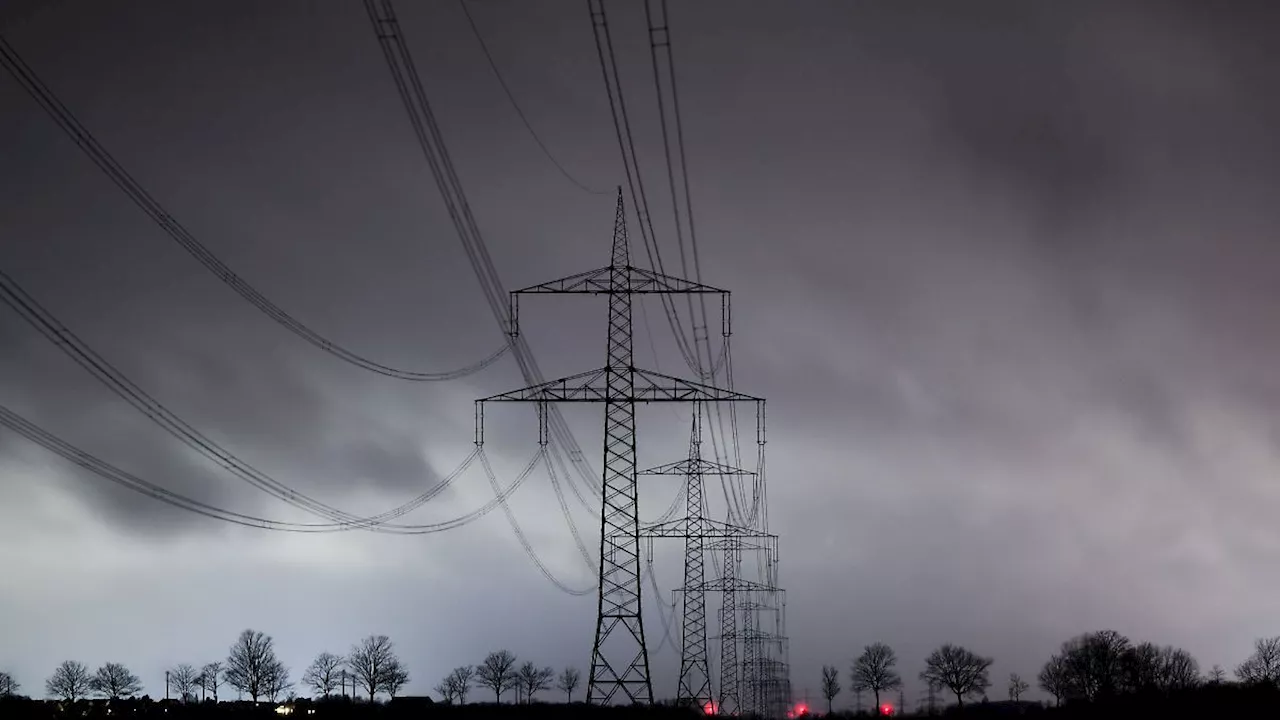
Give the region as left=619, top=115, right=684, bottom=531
left=703, top=700, right=718, bottom=715
left=880, top=703, right=894, bottom=716
left=794, top=702, right=809, bottom=716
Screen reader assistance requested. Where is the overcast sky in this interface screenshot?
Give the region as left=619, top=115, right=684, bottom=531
left=2, top=0, right=1280, bottom=709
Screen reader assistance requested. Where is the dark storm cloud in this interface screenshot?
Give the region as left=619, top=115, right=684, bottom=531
left=0, top=302, right=447, bottom=536
left=5, top=0, right=1280, bottom=703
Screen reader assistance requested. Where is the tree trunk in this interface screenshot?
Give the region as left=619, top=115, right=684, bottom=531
left=828, top=698, right=833, bottom=714
left=874, top=689, right=880, bottom=713
left=954, top=690, right=964, bottom=708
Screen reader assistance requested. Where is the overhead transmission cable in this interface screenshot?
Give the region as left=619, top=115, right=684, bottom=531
left=4, top=397, right=592, bottom=591
left=587, top=0, right=704, bottom=376
left=0, top=34, right=506, bottom=383
left=589, top=0, right=750, bottom=525
left=641, top=0, right=757, bottom=526
left=480, top=451, right=596, bottom=595
left=0, top=402, right=544, bottom=534
left=644, top=0, right=744, bottom=514
left=0, top=266, right=512, bottom=531
left=457, top=0, right=607, bottom=196
left=2, top=21, right=598, bottom=589
left=361, top=0, right=603, bottom=504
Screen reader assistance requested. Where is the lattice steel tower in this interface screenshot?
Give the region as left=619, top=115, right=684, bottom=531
left=636, top=407, right=762, bottom=711
left=475, top=190, right=763, bottom=704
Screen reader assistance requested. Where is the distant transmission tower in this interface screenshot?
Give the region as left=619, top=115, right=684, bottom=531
left=636, top=406, right=762, bottom=711
left=476, top=190, right=764, bottom=704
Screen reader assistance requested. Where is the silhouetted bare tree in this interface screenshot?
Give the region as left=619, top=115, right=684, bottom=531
left=1121, top=642, right=1164, bottom=692
left=199, top=662, right=223, bottom=702
left=436, top=666, right=474, bottom=704
left=225, top=629, right=285, bottom=702
left=1038, top=654, right=1069, bottom=707
left=515, top=662, right=553, bottom=703
left=476, top=650, right=517, bottom=702
left=347, top=635, right=405, bottom=702
left=1208, top=665, right=1226, bottom=684
left=852, top=642, right=902, bottom=711
left=0, top=671, right=19, bottom=697
left=264, top=661, right=291, bottom=702
left=90, top=663, right=142, bottom=700
left=1059, top=629, right=1130, bottom=701
left=556, top=667, right=580, bottom=702
left=1236, top=636, right=1280, bottom=686
left=1008, top=673, right=1028, bottom=701
left=46, top=661, right=91, bottom=702
left=920, top=644, right=992, bottom=708
left=820, top=665, right=840, bottom=714
left=433, top=680, right=454, bottom=703
left=170, top=664, right=200, bottom=702
left=1155, top=646, right=1200, bottom=692
left=302, top=652, right=344, bottom=697
left=385, top=663, right=409, bottom=699
left=451, top=666, right=475, bottom=703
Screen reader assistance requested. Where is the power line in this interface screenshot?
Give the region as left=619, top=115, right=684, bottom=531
left=0, top=400, right=546, bottom=534
left=589, top=0, right=742, bottom=524
left=479, top=450, right=596, bottom=596
left=642, top=0, right=752, bottom=526
left=458, top=0, right=608, bottom=196
left=0, top=266, right=498, bottom=531
left=362, top=0, right=604, bottom=503
left=0, top=33, right=507, bottom=383
left=5, top=395, right=600, bottom=598
left=585, top=0, right=744, bottom=524
left=587, top=0, right=704, bottom=375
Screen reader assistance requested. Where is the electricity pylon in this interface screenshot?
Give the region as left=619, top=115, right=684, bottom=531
left=637, top=406, right=761, bottom=711
left=475, top=190, right=764, bottom=704
left=707, top=535, right=781, bottom=716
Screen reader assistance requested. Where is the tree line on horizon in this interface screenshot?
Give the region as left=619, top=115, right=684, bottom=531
left=0, top=630, right=582, bottom=708
left=431, top=650, right=582, bottom=704
left=818, top=631, right=1280, bottom=715
left=0, top=629, right=409, bottom=705
left=7, top=628, right=1280, bottom=713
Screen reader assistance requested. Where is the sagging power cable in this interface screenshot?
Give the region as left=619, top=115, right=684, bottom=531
left=480, top=450, right=596, bottom=596
left=0, top=34, right=507, bottom=383
left=0, top=266, right=499, bottom=530
left=362, top=0, right=603, bottom=501
left=0, top=403, right=544, bottom=535
left=458, top=0, right=607, bottom=196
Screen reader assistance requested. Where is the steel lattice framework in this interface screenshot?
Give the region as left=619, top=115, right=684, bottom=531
left=635, top=410, right=764, bottom=712
left=476, top=190, right=764, bottom=705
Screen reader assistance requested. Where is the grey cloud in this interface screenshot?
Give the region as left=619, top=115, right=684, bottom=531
left=5, top=0, right=1280, bottom=703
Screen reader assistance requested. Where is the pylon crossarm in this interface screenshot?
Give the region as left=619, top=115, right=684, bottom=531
left=705, top=531, right=777, bottom=547
left=633, top=368, right=762, bottom=403
left=625, top=266, right=726, bottom=294
left=479, top=367, right=761, bottom=404
left=638, top=458, right=755, bottom=476
left=634, top=518, right=687, bottom=537
left=615, top=518, right=777, bottom=540
left=511, top=265, right=725, bottom=295
left=700, top=518, right=777, bottom=539
left=479, top=368, right=608, bottom=403
left=680, top=577, right=780, bottom=594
